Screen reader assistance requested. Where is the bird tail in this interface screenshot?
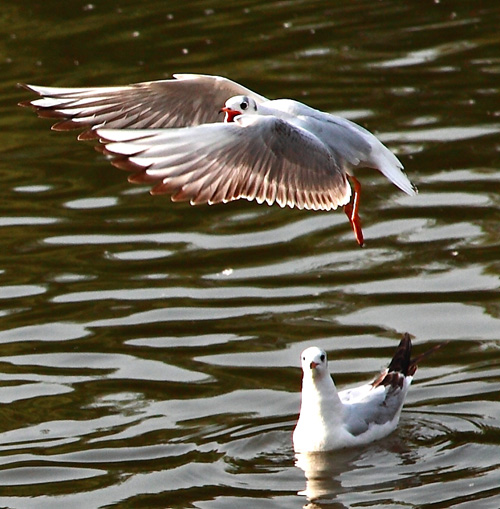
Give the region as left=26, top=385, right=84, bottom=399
left=388, top=333, right=448, bottom=377
left=370, top=141, right=418, bottom=196
left=373, top=333, right=447, bottom=389
left=387, top=333, right=413, bottom=376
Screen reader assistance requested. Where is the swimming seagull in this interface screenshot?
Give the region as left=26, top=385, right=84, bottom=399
left=293, top=334, right=444, bottom=452
left=18, top=74, right=417, bottom=246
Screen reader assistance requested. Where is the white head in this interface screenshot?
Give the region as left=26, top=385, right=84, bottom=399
left=301, top=347, right=329, bottom=379
left=221, top=95, right=259, bottom=122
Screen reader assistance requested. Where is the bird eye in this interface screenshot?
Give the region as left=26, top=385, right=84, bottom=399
left=240, top=101, right=248, bottom=110
left=302, top=356, right=306, bottom=361
left=320, top=354, right=325, bottom=362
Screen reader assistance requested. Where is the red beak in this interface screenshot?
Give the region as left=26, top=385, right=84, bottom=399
left=220, top=106, right=240, bottom=123
left=310, top=361, right=318, bottom=369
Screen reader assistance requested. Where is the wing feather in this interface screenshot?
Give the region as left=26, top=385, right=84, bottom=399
left=18, top=74, right=268, bottom=138
left=97, top=115, right=351, bottom=211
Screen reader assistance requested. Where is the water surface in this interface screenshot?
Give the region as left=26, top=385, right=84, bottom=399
left=1, top=0, right=500, bottom=507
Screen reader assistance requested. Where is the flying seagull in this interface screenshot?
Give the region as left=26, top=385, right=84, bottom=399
left=19, top=74, right=417, bottom=246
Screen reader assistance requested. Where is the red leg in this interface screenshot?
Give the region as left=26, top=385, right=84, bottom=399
left=343, top=175, right=364, bottom=247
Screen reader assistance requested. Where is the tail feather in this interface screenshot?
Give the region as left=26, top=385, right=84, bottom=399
left=373, top=333, right=447, bottom=389
left=387, top=333, right=412, bottom=376
left=371, top=142, right=418, bottom=196
left=408, top=340, right=449, bottom=376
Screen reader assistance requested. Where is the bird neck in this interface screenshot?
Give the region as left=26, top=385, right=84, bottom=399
left=300, top=372, right=344, bottom=422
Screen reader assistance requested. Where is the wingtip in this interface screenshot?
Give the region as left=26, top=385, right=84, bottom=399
left=18, top=99, right=33, bottom=108
left=18, top=84, right=36, bottom=108
left=399, top=178, right=418, bottom=197
left=410, top=340, right=449, bottom=372
left=397, top=334, right=449, bottom=377
left=17, top=83, right=33, bottom=92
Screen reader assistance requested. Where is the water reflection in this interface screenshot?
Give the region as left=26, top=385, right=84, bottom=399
left=295, top=433, right=419, bottom=507
left=295, top=450, right=359, bottom=505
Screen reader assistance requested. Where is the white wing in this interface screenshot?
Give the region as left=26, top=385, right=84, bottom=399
left=19, top=74, right=268, bottom=139
left=97, top=115, right=351, bottom=211
left=340, top=376, right=412, bottom=436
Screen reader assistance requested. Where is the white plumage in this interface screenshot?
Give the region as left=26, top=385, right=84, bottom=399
left=293, top=334, right=441, bottom=452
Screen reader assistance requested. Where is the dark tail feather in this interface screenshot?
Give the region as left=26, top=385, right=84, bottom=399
left=373, top=333, right=447, bottom=390
left=407, top=339, right=449, bottom=376
left=387, top=332, right=413, bottom=376
left=388, top=332, right=448, bottom=377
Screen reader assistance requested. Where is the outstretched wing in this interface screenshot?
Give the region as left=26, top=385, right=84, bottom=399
left=97, top=115, right=351, bottom=211
left=19, top=74, right=268, bottom=139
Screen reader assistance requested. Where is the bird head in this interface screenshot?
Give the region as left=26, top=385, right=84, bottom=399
left=301, top=347, right=329, bottom=378
left=220, top=95, right=258, bottom=123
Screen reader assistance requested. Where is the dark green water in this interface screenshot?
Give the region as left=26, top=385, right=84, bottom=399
left=1, top=0, right=500, bottom=507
